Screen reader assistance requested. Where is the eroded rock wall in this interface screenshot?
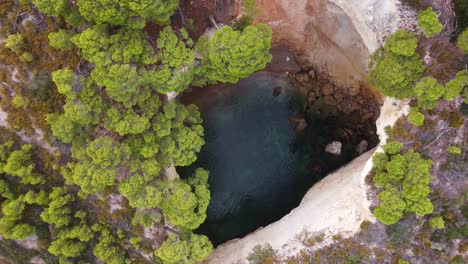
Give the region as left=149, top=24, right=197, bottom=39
left=255, top=0, right=399, bottom=86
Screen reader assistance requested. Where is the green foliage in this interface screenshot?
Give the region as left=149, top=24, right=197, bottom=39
left=40, top=187, right=75, bottom=228
left=20, top=52, right=33, bottom=62
left=76, top=0, right=179, bottom=28
left=48, top=224, right=94, bottom=258
left=132, top=210, right=161, bottom=227
left=384, top=30, right=418, bottom=57
left=145, top=27, right=195, bottom=94
left=159, top=175, right=210, bottom=230
left=408, top=107, right=425, bottom=127
left=457, top=28, right=468, bottom=54
left=66, top=137, right=130, bottom=195
left=64, top=100, right=97, bottom=126
left=0, top=196, right=36, bottom=240
left=104, top=107, right=151, bottom=135
left=24, top=190, right=49, bottom=206
left=429, top=216, right=445, bottom=229
left=0, top=180, right=14, bottom=199
left=373, top=143, right=434, bottom=224
left=48, top=29, right=75, bottom=50
left=92, top=64, right=148, bottom=107
left=109, top=29, right=157, bottom=65
left=447, top=146, right=461, bottom=155
left=414, top=77, right=444, bottom=110
left=46, top=114, right=79, bottom=144
left=194, top=24, right=272, bottom=85
left=374, top=185, right=406, bottom=225
left=93, top=229, right=126, bottom=264
left=155, top=233, right=213, bottom=264
left=33, top=0, right=69, bottom=16
left=401, top=150, right=433, bottom=216
left=3, top=144, right=45, bottom=185
left=70, top=25, right=111, bottom=66
left=5, top=34, right=25, bottom=54
left=52, top=68, right=77, bottom=99
left=118, top=174, right=162, bottom=208
left=247, top=243, right=277, bottom=264
left=418, top=7, right=443, bottom=38
left=382, top=141, right=404, bottom=155
left=369, top=50, right=425, bottom=98
left=444, top=70, right=468, bottom=100
left=155, top=234, right=189, bottom=263
left=153, top=101, right=205, bottom=167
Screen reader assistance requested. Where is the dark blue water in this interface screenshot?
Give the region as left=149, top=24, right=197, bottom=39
left=179, top=72, right=372, bottom=245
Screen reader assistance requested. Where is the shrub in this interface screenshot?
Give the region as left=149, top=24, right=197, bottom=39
left=20, top=52, right=33, bottom=62
left=382, top=141, right=404, bottom=155
left=414, top=77, right=445, bottom=109
left=4, top=34, right=25, bottom=54
left=429, top=216, right=446, bottom=229
left=48, top=29, right=75, bottom=50
left=247, top=243, right=278, bottom=264
left=408, top=107, right=425, bottom=127
left=384, top=30, right=418, bottom=56
left=369, top=51, right=424, bottom=98
left=457, top=28, right=468, bottom=54
left=374, top=185, right=406, bottom=225
left=444, top=70, right=468, bottom=100
left=447, top=146, right=461, bottom=155
left=418, top=7, right=443, bottom=38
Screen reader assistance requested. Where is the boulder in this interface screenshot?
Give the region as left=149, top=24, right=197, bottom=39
left=325, top=141, right=342, bottom=155
left=348, top=84, right=361, bottom=96
left=295, top=72, right=310, bottom=86
left=356, top=140, right=368, bottom=154
left=321, top=84, right=334, bottom=96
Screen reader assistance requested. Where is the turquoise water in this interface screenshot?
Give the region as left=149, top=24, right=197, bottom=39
left=180, top=73, right=372, bottom=245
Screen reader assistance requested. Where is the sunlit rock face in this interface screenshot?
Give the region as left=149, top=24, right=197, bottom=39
left=255, top=0, right=399, bottom=86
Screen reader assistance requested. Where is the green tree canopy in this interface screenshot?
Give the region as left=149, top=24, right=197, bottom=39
left=384, top=30, right=418, bottom=57
left=418, top=7, right=443, bottom=38
left=372, top=144, right=434, bottom=225
left=444, top=70, right=468, bottom=100
left=152, top=101, right=204, bottom=167
left=458, top=28, right=468, bottom=54
left=48, top=29, right=75, bottom=50
left=414, top=77, right=444, bottom=110
left=32, top=0, right=70, bottom=17
left=5, top=34, right=25, bottom=54
left=408, top=107, right=425, bottom=127
left=369, top=51, right=425, bottom=98
left=65, top=137, right=131, bottom=195
left=3, top=144, right=45, bottom=185
left=155, top=233, right=213, bottom=264
left=374, top=185, right=406, bottom=225
left=40, top=187, right=75, bottom=228
left=194, top=24, right=273, bottom=85
left=76, top=0, right=179, bottom=28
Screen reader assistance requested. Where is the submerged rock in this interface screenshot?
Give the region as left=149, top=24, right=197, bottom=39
left=325, top=141, right=342, bottom=155
left=272, top=86, right=282, bottom=97
left=295, top=72, right=310, bottom=86
left=356, top=140, right=369, bottom=154
left=288, top=117, right=307, bottom=132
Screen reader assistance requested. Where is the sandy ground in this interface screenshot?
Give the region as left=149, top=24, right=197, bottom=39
left=205, top=98, right=409, bottom=263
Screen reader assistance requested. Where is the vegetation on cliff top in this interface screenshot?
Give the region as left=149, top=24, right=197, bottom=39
left=0, top=0, right=272, bottom=263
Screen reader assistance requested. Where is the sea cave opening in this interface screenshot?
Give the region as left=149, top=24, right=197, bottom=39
left=179, top=67, right=380, bottom=246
